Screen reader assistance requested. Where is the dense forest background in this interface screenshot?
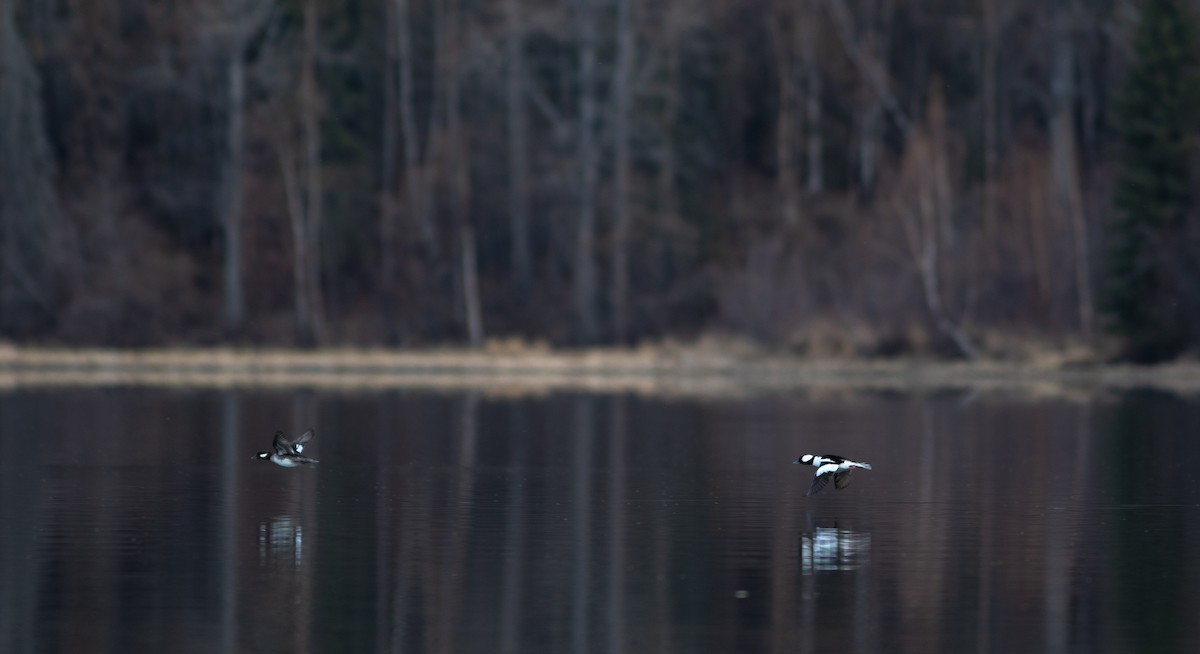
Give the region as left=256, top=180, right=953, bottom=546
left=2, top=0, right=1199, bottom=359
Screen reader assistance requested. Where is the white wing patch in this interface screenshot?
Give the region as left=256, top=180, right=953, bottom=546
left=815, top=462, right=841, bottom=476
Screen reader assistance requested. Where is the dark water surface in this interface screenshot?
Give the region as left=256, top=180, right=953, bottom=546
left=2, top=387, right=1199, bottom=653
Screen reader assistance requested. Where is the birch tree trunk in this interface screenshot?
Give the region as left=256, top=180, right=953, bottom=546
left=206, top=0, right=271, bottom=334
left=460, top=226, right=484, bottom=346
left=1050, top=5, right=1093, bottom=338
left=823, top=0, right=906, bottom=196
left=396, top=0, right=437, bottom=257
left=858, top=95, right=881, bottom=195
left=801, top=3, right=822, bottom=193
left=845, top=23, right=881, bottom=193
left=980, top=0, right=999, bottom=269
left=894, top=88, right=977, bottom=360
left=220, top=53, right=246, bottom=332
left=770, top=1, right=801, bottom=226
left=822, top=0, right=910, bottom=134
left=297, top=0, right=326, bottom=344
left=657, top=26, right=680, bottom=232
left=279, top=144, right=313, bottom=343
left=504, top=0, right=532, bottom=296
left=380, top=0, right=399, bottom=292
left=443, top=0, right=483, bottom=347
left=573, top=0, right=600, bottom=343
left=610, top=0, right=635, bottom=343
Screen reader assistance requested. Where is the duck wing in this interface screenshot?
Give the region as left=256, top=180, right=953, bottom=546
left=272, top=430, right=293, bottom=455
left=806, top=473, right=832, bottom=496
left=291, top=428, right=315, bottom=454
left=833, top=471, right=854, bottom=490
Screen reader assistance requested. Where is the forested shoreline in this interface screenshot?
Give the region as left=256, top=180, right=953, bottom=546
left=2, top=0, right=1199, bottom=361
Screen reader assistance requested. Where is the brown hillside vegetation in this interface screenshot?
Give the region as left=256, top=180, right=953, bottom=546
left=3, top=338, right=1199, bottom=396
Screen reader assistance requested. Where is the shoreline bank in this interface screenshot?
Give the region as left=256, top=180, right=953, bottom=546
left=1, top=344, right=1197, bottom=396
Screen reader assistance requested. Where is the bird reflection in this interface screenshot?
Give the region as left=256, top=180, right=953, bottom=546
left=799, top=522, right=870, bottom=574
left=258, top=515, right=304, bottom=568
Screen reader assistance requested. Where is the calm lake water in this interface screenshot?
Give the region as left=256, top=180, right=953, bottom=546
left=1, top=386, right=1199, bottom=653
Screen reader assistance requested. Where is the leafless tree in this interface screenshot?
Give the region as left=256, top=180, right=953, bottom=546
left=573, top=0, right=601, bottom=343
left=1049, top=1, right=1094, bottom=338
left=770, top=0, right=803, bottom=226
left=822, top=0, right=911, bottom=135
left=505, top=0, right=533, bottom=297
left=0, top=0, right=59, bottom=328
left=380, top=0, right=400, bottom=293
left=197, top=0, right=274, bottom=333
left=823, top=0, right=906, bottom=195
left=801, top=2, right=823, bottom=193
left=610, top=0, right=635, bottom=342
left=654, top=16, right=681, bottom=237
left=440, top=0, right=483, bottom=346
left=395, top=0, right=438, bottom=258
left=273, top=0, right=327, bottom=345
left=980, top=0, right=1002, bottom=256
left=889, top=86, right=977, bottom=359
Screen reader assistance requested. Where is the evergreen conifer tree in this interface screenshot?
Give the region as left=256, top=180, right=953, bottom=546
left=1107, top=0, right=1200, bottom=361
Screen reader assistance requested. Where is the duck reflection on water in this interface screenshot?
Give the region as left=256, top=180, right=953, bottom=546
left=258, top=515, right=305, bottom=568
left=799, top=519, right=870, bottom=574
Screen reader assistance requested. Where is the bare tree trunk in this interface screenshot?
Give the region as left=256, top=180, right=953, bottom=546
left=1050, top=6, right=1093, bottom=338
left=0, top=0, right=59, bottom=323
left=429, top=0, right=448, bottom=194
left=380, top=0, right=399, bottom=293
left=824, top=0, right=904, bottom=198
left=279, top=143, right=313, bottom=342
left=859, top=98, right=880, bottom=195
left=929, top=86, right=956, bottom=251
left=804, top=64, right=822, bottom=192
left=801, top=4, right=822, bottom=193
left=822, top=0, right=911, bottom=135
left=610, top=0, right=635, bottom=343
left=926, top=86, right=975, bottom=357
left=460, top=226, right=484, bottom=346
left=980, top=0, right=999, bottom=271
left=504, top=0, right=532, bottom=296
left=650, top=0, right=692, bottom=241
left=848, top=17, right=887, bottom=196
left=894, top=89, right=977, bottom=360
left=396, top=0, right=437, bottom=257
left=295, top=0, right=326, bottom=344
left=770, top=1, right=801, bottom=226
left=443, top=0, right=483, bottom=347
left=657, top=27, right=680, bottom=230
left=206, top=0, right=272, bottom=335
left=573, top=0, right=600, bottom=343
left=220, top=53, right=246, bottom=332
